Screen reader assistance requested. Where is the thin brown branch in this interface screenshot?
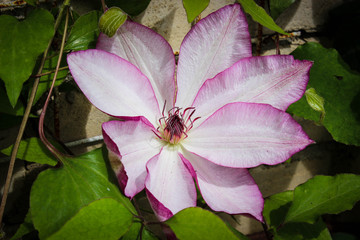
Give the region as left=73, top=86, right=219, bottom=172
left=255, top=0, right=265, bottom=56
left=0, top=0, right=71, bottom=228
left=101, top=0, right=106, bottom=12
left=275, top=33, right=280, bottom=55
left=32, top=66, right=69, bottom=78
left=38, top=8, right=70, bottom=160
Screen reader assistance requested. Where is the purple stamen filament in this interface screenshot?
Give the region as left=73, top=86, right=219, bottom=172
left=153, top=102, right=200, bottom=144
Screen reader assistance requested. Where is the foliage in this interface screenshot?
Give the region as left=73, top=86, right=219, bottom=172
left=237, top=0, right=288, bottom=35
left=269, top=0, right=296, bottom=20
left=1, top=138, right=58, bottom=166
left=64, top=11, right=102, bottom=51
left=166, top=208, right=248, bottom=240
left=0, top=9, right=54, bottom=107
left=30, top=148, right=136, bottom=239
left=0, top=1, right=359, bottom=240
left=264, top=174, right=360, bottom=240
left=288, top=43, right=360, bottom=146
left=183, top=0, right=210, bottom=23
left=98, top=7, right=127, bottom=37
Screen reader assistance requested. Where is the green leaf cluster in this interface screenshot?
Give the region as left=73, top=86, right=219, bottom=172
left=264, top=174, right=360, bottom=239
left=0, top=7, right=102, bottom=117
left=0, top=9, right=54, bottom=107
left=288, top=43, right=360, bottom=146
left=9, top=147, right=139, bottom=239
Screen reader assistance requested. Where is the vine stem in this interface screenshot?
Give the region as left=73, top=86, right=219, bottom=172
left=275, top=33, right=280, bottom=55
left=38, top=8, right=70, bottom=160
left=33, top=66, right=69, bottom=78
left=0, top=0, right=71, bottom=229
left=101, top=0, right=106, bottom=12
left=255, top=0, right=265, bottom=56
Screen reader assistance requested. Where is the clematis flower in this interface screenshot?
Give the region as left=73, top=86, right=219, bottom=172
left=67, top=4, right=313, bottom=222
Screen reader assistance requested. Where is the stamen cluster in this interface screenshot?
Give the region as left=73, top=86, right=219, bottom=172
left=153, top=103, right=200, bottom=144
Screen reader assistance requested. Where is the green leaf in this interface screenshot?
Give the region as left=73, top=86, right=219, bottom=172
left=284, top=174, right=360, bottom=223
left=269, top=0, right=296, bottom=20
left=166, top=207, right=240, bottom=240
left=305, top=88, right=325, bottom=113
left=47, top=198, right=133, bottom=240
left=105, top=0, right=151, bottom=16
left=274, top=218, right=331, bottom=240
left=0, top=9, right=54, bottom=107
left=288, top=42, right=360, bottom=146
left=64, top=11, right=101, bottom=51
left=1, top=137, right=58, bottom=166
left=10, top=210, right=35, bottom=240
left=237, top=0, right=288, bottom=35
left=183, top=0, right=210, bottom=23
left=0, top=84, right=24, bottom=116
left=225, top=223, right=250, bottom=240
left=263, top=191, right=293, bottom=229
left=30, top=148, right=136, bottom=239
left=99, top=7, right=127, bottom=37
left=121, top=222, right=158, bottom=240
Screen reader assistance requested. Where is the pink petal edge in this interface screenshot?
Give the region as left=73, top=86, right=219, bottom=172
left=97, top=20, right=176, bottom=111
left=145, top=146, right=197, bottom=221
left=176, top=3, right=252, bottom=107
left=102, top=118, right=162, bottom=198
left=183, top=102, right=314, bottom=168
left=192, top=55, right=313, bottom=121
left=179, top=150, right=264, bottom=222
left=67, top=49, right=160, bottom=125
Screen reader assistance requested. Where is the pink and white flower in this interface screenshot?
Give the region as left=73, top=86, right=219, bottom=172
left=67, top=4, right=313, bottom=222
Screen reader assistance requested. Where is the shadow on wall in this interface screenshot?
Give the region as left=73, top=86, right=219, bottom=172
left=45, top=84, right=111, bottom=155
left=323, top=0, right=360, bottom=72
left=135, top=1, right=177, bottom=42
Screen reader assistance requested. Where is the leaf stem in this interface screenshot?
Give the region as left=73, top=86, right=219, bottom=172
left=255, top=0, right=265, bottom=56
left=38, top=8, right=70, bottom=160
left=32, top=66, right=69, bottom=78
left=275, top=33, right=280, bottom=55
left=0, top=0, right=71, bottom=229
left=101, top=0, right=106, bottom=12
left=262, top=221, right=272, bottom=240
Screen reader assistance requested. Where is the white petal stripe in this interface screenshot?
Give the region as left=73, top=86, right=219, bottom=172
left=176, top=4, right=252, bottom=107
left=183, top=102, right=314, bottom=168
left=180, top=149, right=264, bottom=221
left=145, top=146, right=196, bottom=220
left=67, top=49, right=160, bottom=124
left=193, top=55, right=312, bottom=121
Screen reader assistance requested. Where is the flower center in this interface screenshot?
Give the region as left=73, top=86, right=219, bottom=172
left=153, top=103, right=200, bottom=144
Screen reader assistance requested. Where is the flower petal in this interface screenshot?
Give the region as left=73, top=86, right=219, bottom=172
left=176, top=4, right=252, bottom=107
left=145, top=146, right=196, bottom=221
left=102, top=118, right=162, bottom=198
left=180, top=150, right=264, bottom=222
left=193, top=55, right=313, bottom=120
left=183, top=102, right=314, bottom=168
left=97, top=21, right=176, bottom=110
left=67, top=49, right=160, bottom=124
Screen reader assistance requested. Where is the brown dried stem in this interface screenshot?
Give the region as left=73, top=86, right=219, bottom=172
left=0, top=0, right=71, bottom=229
